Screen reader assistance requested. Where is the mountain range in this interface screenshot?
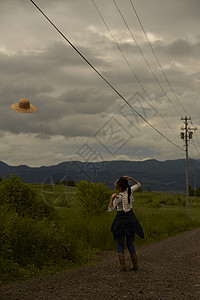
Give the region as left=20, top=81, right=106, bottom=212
left=0, top=159, right=200, bottom=192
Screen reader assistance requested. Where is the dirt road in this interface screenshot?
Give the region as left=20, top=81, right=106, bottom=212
left=0, top=228, right=200, bottom=300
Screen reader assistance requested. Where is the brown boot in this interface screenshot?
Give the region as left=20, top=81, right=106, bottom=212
left=118, top=254, right=126, bottom=272
left=130, top=253, right=139, bottom=271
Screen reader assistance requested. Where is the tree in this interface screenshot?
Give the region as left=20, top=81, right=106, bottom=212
left=76, top=181, right=112, bottom=216
left=0, top=175, right=55, bottom=219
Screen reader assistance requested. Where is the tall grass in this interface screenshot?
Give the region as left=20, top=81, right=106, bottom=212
left=57, top=207, right=116, bottom=251
left=57, top=190, right=200, bottom=252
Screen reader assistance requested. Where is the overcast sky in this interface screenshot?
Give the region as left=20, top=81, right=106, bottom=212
left=0, top=0, right=200, bottom=167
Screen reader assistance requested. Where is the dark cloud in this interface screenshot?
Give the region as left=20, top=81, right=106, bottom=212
left=155, top=39, right=200, bottom=60
left=0, top=0, right=199, bottom=166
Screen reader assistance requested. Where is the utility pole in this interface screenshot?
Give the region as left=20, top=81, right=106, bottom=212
left=181, top=116, right=197, bottom=218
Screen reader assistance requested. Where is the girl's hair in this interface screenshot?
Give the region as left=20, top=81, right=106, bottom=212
left=117, top=177, right=131, bottom=204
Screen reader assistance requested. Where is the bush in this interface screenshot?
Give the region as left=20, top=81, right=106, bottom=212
left=0, top=257, right=27, bottom=283
left=0, top=177, right=98, bottom=283
left=0, top=209, right=79, bottom=282
left=76, top=181, right=112, bottom=216
left=7, top=217, right=75, bottom=268
left=0, top=175, right=55, bottom=219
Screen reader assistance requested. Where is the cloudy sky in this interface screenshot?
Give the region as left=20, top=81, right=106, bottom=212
left=0, top=0, right=200, bottom=167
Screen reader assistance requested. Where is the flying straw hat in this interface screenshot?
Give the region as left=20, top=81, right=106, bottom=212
left=11, top=98, right=37, bottom=113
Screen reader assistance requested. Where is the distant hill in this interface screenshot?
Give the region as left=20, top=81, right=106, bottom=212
left=0, top=159, right=199, bottom=192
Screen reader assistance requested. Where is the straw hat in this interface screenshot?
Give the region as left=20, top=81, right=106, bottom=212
left=11, top=98, right=37, bottom=113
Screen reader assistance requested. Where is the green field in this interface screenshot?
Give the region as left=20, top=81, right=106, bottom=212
left=56, top=189, right=200, bottom=248
left=27, top=183, right=200, bottom=247
left=1, top=178, right=200, bottom=283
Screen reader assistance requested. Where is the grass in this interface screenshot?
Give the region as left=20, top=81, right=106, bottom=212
left=55, top=189, right=200, bottom=251
left=31, top=185, right=200, bottom=248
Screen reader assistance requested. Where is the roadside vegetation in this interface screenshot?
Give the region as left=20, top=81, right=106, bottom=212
left=0, top=176, right=200, bottom=284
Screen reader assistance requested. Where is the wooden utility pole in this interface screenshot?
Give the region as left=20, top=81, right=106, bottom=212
left=181, top=117, right=197, bottom=218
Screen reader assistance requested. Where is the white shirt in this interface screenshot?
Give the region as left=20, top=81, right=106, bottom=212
left=108, top=183, right=141, bottom=213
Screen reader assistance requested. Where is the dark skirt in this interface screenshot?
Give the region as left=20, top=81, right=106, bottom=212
left=111, top=210, right=144, bottom=241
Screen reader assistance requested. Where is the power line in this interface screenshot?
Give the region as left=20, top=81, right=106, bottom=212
left=189, top=140, right=200, bottom=159
left=91, top=0, right=178, bottom=137
left=194, top=132, right=200, bottom=145
left=188, top=154, right=200, bottom=178
left=129, top=0, right=190, bottom=117
left=191, top=121, right=200, bottom=145
left=188, top=121, right=200, bottom=158
left=112, top=0, right=183, bottom=117
left=29, top=0, right=184, bottom=152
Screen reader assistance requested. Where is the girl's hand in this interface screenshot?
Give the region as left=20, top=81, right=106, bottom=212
left=111, top=193, right=118, bottom=200
left=124, top=176, right=140, bottom=185
left=109, top=193, right=118, bottom=210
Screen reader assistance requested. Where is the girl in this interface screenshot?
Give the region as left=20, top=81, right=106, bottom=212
left=108, top=176, right=144, bottom=271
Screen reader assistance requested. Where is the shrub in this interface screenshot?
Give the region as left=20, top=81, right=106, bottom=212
left=76, top=181, right=112, bottom=216
left=159, top=199, right=168, bottom=205
left=147, top=198, right=153, bottom=203
left=0, top=257, right=27, bottom=283
left=0, top=175, right=55, bottom=219
left=8, top=217, right=75, bottom=268
left=0, top=207, right=79, bottom=279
